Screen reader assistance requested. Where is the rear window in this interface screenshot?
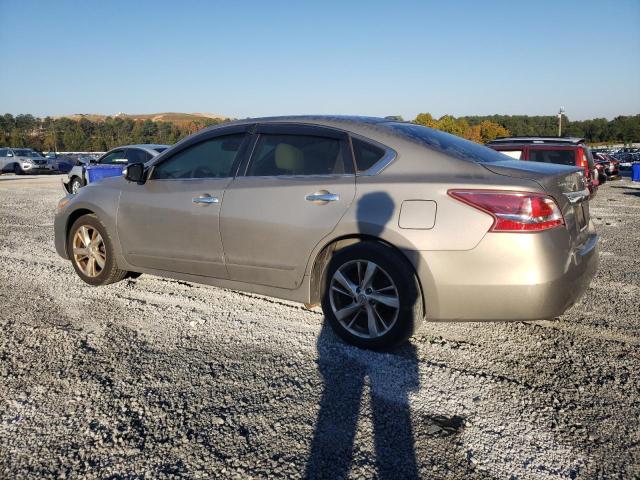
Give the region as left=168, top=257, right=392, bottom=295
left=352, top=138, right=385, bottom=172
left=389, top=123, right=508, bottom=163
left=528, top=149, right=576, bottom=166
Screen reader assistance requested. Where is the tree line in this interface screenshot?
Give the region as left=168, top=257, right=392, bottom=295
left=412, top=113, right=640, bottom=144
left=1, top=112, right=638, bottom=152
left=0, top=114, right=231, bottom=152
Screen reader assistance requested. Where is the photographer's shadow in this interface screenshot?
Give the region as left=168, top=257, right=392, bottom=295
left=306, top=325, right=420, bottom=479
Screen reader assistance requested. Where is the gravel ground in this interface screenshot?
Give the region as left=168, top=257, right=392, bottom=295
left=0, top=174, right=639, bottom=479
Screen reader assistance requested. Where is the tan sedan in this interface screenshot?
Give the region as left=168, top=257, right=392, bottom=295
left=54, top=116, right=598, bottom=349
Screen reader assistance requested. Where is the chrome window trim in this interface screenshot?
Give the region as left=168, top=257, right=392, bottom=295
left=147, top=175, right=234, bottom=182
left=349, top=133, right=397, bottom=176
left=239, top=173, right=354, bottom=180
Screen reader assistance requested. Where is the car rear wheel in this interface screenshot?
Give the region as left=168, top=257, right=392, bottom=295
left=68, top=214, right=128, bottom=286
left=321, top=242, right=423, bottom=350
left=70, top=177, right=82, bottom=194
left=14, top=164, right=24, bottom=175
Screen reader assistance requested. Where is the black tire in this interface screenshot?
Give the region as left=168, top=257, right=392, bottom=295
left=321, top=242, right=424, bottom=350
left=14, top=163, right=24, bottom=175
left=70, top=177, right=83, bottom=194
left=68, top=214, right=129, bottom=286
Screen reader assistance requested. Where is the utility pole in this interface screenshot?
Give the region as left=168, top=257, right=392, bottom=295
left=558, top=106, right=565, bottom=137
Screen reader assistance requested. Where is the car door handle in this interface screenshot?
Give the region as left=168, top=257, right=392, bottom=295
left=305, top=191, right=340, bottom=203
left=192, top=194, right=219, bottom=205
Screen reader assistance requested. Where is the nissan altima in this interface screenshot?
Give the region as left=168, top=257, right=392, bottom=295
left=54, top=116, right=598, bottom=349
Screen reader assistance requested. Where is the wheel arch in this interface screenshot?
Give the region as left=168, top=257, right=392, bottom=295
left=64, top=208, right=96, bottom=256
left=307, top=234, right=425, bottom=312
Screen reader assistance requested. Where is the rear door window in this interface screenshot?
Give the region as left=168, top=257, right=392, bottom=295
left=247, top=134, right=347, bottom=176
left=528, top=149, right=576, bottom=166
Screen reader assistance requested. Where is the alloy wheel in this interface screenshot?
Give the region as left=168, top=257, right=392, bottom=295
left=329, top=260, right=400, bottom=339
left=72, top=225, right=106, bottom=277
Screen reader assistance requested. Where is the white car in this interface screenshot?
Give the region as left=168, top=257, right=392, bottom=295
left=0, top=147, right=55, bottom=174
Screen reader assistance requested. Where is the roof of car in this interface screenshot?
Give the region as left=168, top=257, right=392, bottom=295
left=487, top=136, right=586, bottom=146
left=225, top=115, right=394, bottom=128
left=196, top=115, right=416, bottom=142
left=117, top=144, right=169, bottom=150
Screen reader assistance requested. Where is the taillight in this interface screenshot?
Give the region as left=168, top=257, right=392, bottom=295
left=448, top=190, right=565, bottom=232
left=577, top=148, right=590, bottom=178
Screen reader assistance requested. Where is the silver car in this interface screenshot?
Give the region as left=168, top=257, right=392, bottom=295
left=62, top=144, right=168, bottom=194
left=0, top=147, right=55, bottom=174
left=54, top=117, right=599, bottom=349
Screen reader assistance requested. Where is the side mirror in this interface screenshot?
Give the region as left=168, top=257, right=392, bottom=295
left=124, top=162, right=146, bottom=183
left=7, top=153, right=13, bottom=157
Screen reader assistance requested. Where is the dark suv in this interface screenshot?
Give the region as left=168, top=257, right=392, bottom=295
left=486, top=137, right=598, bottom=196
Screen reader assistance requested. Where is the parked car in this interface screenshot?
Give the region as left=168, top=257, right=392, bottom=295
left=44, top=152, right=77, bottom=174
left=0, top=147, right=56, bottom=174
left=614, top=151, right=639, bottom=170
left=54, top=117, right=598, bottom=349
left=62, top=144, right=168, bottom=194
left=486, top=137, right=599, bottom=196
left=593, top=152, right=620, bottom=180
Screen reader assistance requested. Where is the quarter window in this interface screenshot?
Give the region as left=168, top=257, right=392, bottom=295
left=247, top=134, right=346, bottom=176
left=352, top=138, right=385, bottom=172
left=152, top=134, right=245, bottom=179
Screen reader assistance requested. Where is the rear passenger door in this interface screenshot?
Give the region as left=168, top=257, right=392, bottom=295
left=220, top=124, right=356, bottom=289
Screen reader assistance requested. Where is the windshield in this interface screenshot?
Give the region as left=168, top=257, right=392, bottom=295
left=14, top=149, right=43, bottom=158
left=388, top=123, right=511, bottom=163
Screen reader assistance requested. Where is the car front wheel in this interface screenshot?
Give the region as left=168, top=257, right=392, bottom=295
left=14, top=164, right=24, bottom=175
left=321, top=242, right=424, bottom=350
left=68, top=214, right=128, bottom=286
left=70, top=177, right=83, bottom=194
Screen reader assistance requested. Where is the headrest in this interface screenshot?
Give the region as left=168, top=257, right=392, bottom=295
left=275, top=143, right=304, bottom=174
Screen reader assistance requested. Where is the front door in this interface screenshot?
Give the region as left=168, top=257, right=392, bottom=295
left=117, top=132, right=248, bottom=277
left=221, top=125, right=356, bottom=289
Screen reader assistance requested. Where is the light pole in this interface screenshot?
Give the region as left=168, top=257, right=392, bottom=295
left=558, top=106, right=565, bottom=137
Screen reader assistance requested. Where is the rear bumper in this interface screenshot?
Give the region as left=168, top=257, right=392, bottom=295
left=408, top=226, right=599, bottom=321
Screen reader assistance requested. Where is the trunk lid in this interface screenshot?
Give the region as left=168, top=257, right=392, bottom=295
left=481, top=160, right=591, bottom=246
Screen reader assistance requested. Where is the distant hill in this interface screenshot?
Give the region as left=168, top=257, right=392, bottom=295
left=59, top=112, right=229, bottom=123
